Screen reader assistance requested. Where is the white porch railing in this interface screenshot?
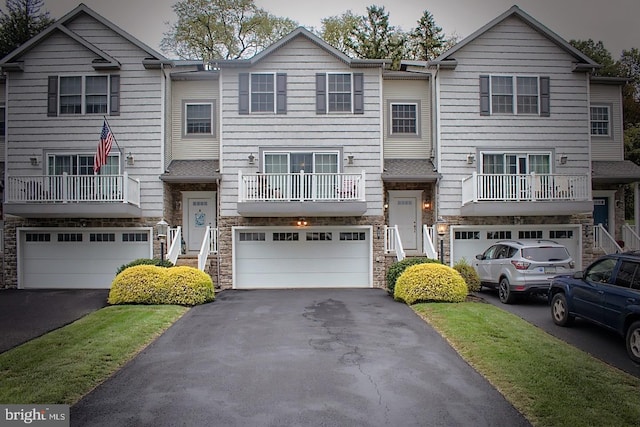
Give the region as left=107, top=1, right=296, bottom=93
left=461, top=172, right=590, bottom=205
left=384, top=225, right=405, bottom=261
left=594, top=224, right=622, bottom=255
left=238, top=171, right=366, bottom=202
left=6, top=172, right=141, bottom=206
left=166, top=226, right=182, bottom=265
left=198, top=226, right=218, bottom=271
left=423, top=225, right=438, bottom=259
left=622, top=224, right=640, bottom=251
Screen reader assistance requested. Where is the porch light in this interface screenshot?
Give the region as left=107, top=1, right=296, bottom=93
left=347, top=155, right=354, bottom=165
left=248, top=153, right=255, bottom=165
left=423, top=199, right=431, bottom=210
left=296, top=217, right=308, bottom=227
left=436, top=218, right=446, bottom=264
left=466, top=153, right=475, bottom=164
left=29, top=156, right=39, bottom=166
left=126, top=152, right=134, bottom=166
left=156, top=219, right=169, bottom=262
left=559, top=155, right=568, bottom=165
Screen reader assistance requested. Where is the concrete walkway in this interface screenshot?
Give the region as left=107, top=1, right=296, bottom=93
left=71, top=289, right=530, bottom=427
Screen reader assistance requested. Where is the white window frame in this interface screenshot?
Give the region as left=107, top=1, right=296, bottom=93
left=489, top=75, right=540, bottom=115
left=262, top=150, right=341, bottom=173
left=58, top=75, right=111, bottom=116
left=250, top=73, right=276, bottom=113
left=326, top=73, right=353, bottom=113
left=590, top=105, right=611, bottom=137
left=184, top=101, right=214, bottom=137
left=479, top=151, right=552, bottom=174
left=46, top=152, right=121, bottom=176
left=390, top=102, right=419, bottom=135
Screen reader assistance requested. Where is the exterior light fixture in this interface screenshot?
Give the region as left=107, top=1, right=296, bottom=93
left=466, top=153, right=476, bottom=164
left=347, top=155, right=354, bottom=165
left=560, top=155, right=568, bottom=165
left=296, top=217, right=308, bottom=227
left=29, top=157, right=39, bottom=166
left=156, top=219, right=169, bottom=262
left=423, top=199, right=431, bottom=210
left=126, top=152, right=134, bottom=166
left=248, top=153, right=255, bottom=165
left=436, top=218, right=447, bottom=264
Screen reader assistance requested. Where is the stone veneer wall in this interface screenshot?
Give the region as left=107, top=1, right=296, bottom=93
left=2, top=216, right=160, bottom=289
left=216, top=215, right=386, bottom=290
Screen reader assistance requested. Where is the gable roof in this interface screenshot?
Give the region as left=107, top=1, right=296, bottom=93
left=214, top=27, right=387, bottom=68
left=429, top=5, right=600, bottom=71
left=0, top=3, right=168, bottom=70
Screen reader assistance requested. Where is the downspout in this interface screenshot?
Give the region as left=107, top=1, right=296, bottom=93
left=216, top=177, right=221, bottom=290
left=432, top=64, right=442, bottom=223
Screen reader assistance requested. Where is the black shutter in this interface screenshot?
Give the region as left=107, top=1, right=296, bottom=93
left=353, top=73, right=364, bottom=114
left=316, top=73, right=326, bottom=114
left=479, top=75, right=490, bottom=116
left=239, top=73, right=249, bottom=114
left=540, top=76, right=550, bottom=117
left=47, top=76, right=58, bottom=117
left=110, top=75, right=120, bottom=116
left=276, top=73, right=287, bottom=114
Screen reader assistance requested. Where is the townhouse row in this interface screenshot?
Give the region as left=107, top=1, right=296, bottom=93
left=1, top=4, right=638, bottom=289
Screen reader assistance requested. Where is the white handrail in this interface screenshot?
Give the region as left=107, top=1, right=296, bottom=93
left=209, top=227, right=218, bottom=254
left=384, top=225, right=405, bottom=261
left=422, top=225, right=438, bottom=259
left=198, top=225, right=212, bottom=271
left=622, top=224, right=640, bottom=251
left=166, top=226, right=182, bottom=265
left=594, top=224, right=622, bottom=254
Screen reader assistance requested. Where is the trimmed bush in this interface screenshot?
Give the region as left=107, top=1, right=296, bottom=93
left=108, top=265, right=169, bottom=305
left=116, top=258, right=173, bottom=276
left=453, top=258, right=481, bottom=293
left=164, top=266, right=215, bottom=306
left=394, top=263, right=468, bottom=304
left=386, top=257, right=440, bottom=295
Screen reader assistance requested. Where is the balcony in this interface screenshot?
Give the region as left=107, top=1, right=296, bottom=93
left=237, top=171, right=367, bottom=217
left=4, top=173, right=142, bottom=218
left=460, top=172, right=592, bottom=216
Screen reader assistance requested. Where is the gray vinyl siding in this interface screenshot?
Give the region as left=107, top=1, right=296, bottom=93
left=590, top=83, right=624, bottom=161
left=170, top=80, right=219, bottom=160
left=0, top=79, right=5, bottom=163
left=383, top=79, right=431, bottom=159
left=219, top=35, right=383, bottom=217
left=4, top=14, right=164, bottom=217
left=436, top=16, right=592, bottom=217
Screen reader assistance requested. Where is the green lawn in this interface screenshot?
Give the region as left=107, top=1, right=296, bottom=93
left=0, top=305, right=188, bottom=404
left=414, top=302, right=640, bottom=427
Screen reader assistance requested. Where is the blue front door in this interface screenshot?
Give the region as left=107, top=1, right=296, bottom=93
left=593, top=197, right=609, bottom=230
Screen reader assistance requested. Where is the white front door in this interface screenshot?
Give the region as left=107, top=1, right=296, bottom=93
left=388, top=191, right=422, bottom=252
left=183, top=192, right=216, bottom=252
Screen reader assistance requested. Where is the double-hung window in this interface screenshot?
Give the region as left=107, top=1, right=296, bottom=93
left=50, top=75, right=119, bottom=116
left=185, top=102, right=214, bottom=135
left=251, top=73, right=275, bottom=113
left=48, top=153, right=120, bottom=176
left=316, top=72, right=364, bottom=114
left=238, top=73, right=286, bottom=114
left=328, top=74, right=352, bottom=112
left=480, top=75, right=549, bottom=116
left=481, top=152, right=551, bottom=175
left=590, top=105, right=610, bottom=136
left=390, top=103, right=418, bottom=135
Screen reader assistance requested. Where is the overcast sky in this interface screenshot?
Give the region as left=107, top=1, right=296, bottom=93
left=34, top=0, right=639, bottom=58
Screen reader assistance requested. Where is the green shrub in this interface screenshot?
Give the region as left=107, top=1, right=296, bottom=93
left=453, top=258, right=481, bottom=293
left=108, top=265, right=169, bottom=305
left=164, top=266, right=215, bottom=306
left=116, top=258, right=173, bottom=276
left=394, top=263, right=468, bottom=304
left=386, top=257, right=440, bottom=295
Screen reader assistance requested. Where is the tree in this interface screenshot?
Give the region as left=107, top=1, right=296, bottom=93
left=344, top=5, right=404, bottom=68
left=319, top=10, right=360, bottom=57
left=0, top=0, right=54, bottom=58
left=406, top=10, right=446, bottom=61
left=570, top=39, right=620, bottom=76
left=619, top=48, right=640, bottom=125
left=161, top=0, right=297, bottom=61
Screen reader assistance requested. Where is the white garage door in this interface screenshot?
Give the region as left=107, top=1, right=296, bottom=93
left=19, top=228, right=152, bottom=289
left=234, top=227, right=371, bottom=289
left=450, top=225, right=582, bottom=269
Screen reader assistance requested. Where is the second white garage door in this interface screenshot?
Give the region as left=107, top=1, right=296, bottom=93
left=234, top=227, right=371, bottom=289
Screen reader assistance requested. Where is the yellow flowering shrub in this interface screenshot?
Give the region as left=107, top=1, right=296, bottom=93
left=164, top=266, right=215, bottom=306
left=453, top=259, right=481, bottom=293
left=108, top=265, right=169, bottom=305
left=394, top=263, right=468, bottom=304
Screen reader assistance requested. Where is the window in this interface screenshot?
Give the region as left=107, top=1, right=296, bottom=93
left=263, top=151, right=339, bottom=174
left=518, top=230, right=543, bottom=239
left=273, top=232, right=298, bottom=241
left=481, top=153, right=551, bottom=175
left=590, top=106, right=610, bottom=136
left=51, top=75, right=119, bottom=116
left=487, top=231, right=512, bottom=240
left=251, top=74, right=275, bottom=113
left=550, top=230, right=574, bottom=239
left=25, top=233, right=50, bottom=242
left=328, top=74, right=352, bottom=112
left=122, top=233, right=149, bottom=242
left=454, top=231, right=480, bottom=240
left=614, top=261, right=639, bottom=289
left=391, top=103, right=418, bottom=134
left=58, top=233, right=82, bottom=242
left=0, top=105, right=5, bottom=137
left=47, top=153, right=120, bottom=176
left=340, top=232, right=366, bottom=241
left=480, top=75, right=549, bottom=116
left=306, top=232, right=332, bottom=241
left=90, top=233, right=115, bottom=242
left=239, top=232, right=265, bottom=242
left=185, top=103, right=213, bottom=135
left=316, top=73, right=363, bottom=114
left=585, top=258, right=617, bottom=284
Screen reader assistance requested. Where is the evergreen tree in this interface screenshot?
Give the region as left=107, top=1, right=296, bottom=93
left=0, top=0, right=54, bottom=58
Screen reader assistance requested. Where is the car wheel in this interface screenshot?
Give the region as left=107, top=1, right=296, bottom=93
left=626, top=321, right=640, bottom=364
left=551, top=293, right=574, bottom=326
left=498, top=277, right=515, bottom=304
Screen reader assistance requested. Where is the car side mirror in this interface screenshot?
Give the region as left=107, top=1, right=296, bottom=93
left=573, top=271, right=585, bottom=280
left=475, top=254, right=484, bottom=260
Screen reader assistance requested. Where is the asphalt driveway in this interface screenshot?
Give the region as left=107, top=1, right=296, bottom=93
left=71, top=289, right=530, bottom=427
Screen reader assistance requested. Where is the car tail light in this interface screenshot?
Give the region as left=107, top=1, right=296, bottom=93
left=511, top=260, right=530, bottom=270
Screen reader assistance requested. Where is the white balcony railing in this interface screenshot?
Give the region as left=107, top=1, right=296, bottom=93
left=461, top=172, right=590, bottom=205
left=238, top=171, right=365, bottom=202
left=6, top=172, right=141, bottom=206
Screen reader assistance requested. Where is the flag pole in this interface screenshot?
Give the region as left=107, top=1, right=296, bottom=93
left=102, top=116, right=123, bottom=154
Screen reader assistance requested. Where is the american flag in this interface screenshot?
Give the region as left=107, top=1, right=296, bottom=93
left=94, top=120, right=114, bottom=174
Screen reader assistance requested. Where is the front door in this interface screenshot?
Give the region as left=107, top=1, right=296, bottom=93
left=593, top=197, right=609, bottom=230
left=184, top=193, right=216, bottom=252
left=388, top=191, right=422, bottom=252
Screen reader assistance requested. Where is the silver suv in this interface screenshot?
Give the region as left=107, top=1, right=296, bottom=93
left=474, top=240, right=575, bottom=304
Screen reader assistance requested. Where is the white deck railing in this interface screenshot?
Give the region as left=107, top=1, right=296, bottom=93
left=6, top=172, right=141, bottom=206
left=622, top=224, right=640, bottom=251
left=462, top=172, right=590, bottom=205
left=423, top=225, right=438, bottom=259
left=384, top=225, right=405, bottom=261
left=594, top=224, right=622, bottom=255
left=238, top=171, right=365, bottom=202
left=198, top=226, right=218, bottom=271
left=167, top=226, right=182, bottom=265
